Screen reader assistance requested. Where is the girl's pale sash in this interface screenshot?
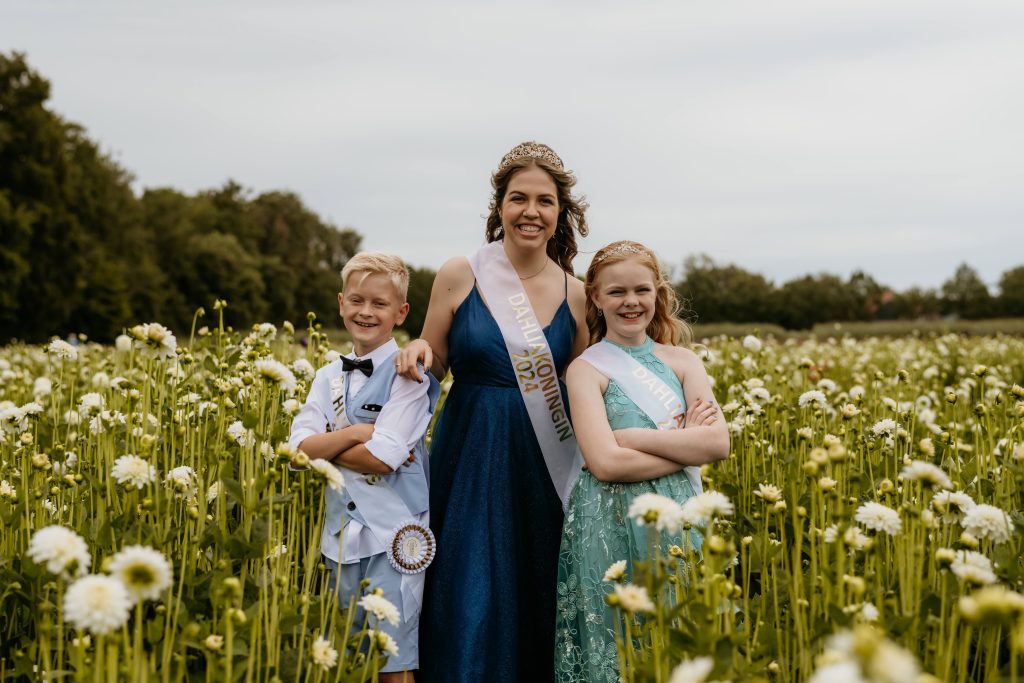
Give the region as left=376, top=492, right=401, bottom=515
left=579, top=340, right=703, bottom=494
left=468, top=241, right=583, bottom=510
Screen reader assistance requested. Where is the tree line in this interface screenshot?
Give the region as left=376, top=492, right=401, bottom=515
left=1, top=52, right=1020, bottom=343
left=1, top=52, right=367, bottom=343
left=675, top=256, right=1023, bottom=330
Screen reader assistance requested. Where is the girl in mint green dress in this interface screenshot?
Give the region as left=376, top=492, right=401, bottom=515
left=554, top=241, right=730, bottom=683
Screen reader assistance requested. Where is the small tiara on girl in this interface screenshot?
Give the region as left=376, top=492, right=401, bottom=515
left=498, top=141, right=564, bottom=171
left=593, top=244, right=647, bottom=264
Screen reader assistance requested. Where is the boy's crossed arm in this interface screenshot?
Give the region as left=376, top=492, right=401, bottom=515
left=296, top=423, right=400, bottom=475
left=338, top=372, right=431, bottom=473
left=290, top=368, right=427, bottom=475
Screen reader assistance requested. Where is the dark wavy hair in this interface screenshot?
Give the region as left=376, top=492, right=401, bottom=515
left=484, top=143, right=589, bottom=273
left=584, top=240, right=693, bottom=348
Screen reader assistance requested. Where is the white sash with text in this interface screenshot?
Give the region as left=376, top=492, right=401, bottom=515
left=468, top=241, right=582, bottom=509
left=579, top=340, right=703, bottom=494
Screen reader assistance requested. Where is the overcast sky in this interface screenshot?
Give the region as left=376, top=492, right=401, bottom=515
left=4, top=0, right=1022, bottom=290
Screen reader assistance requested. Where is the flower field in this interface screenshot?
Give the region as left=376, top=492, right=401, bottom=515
left=1, top=318, right=1022, bottom=682
left=601, top=332, right=1024, bottom=683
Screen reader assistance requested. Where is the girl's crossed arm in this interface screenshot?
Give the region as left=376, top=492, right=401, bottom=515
left=612, top=346, right=730, bottom=465
left=568, top=359, right=687, bottom=483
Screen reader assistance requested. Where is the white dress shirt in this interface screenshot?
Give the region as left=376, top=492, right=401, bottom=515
left=289, top=337, right=432, bottom=563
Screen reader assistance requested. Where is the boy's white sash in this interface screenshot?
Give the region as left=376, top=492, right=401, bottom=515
left=329, top=369, right=434, bottom=621
left=468, top=241, right=583, bottom=510
left=579, top=340, right=703, bottom=494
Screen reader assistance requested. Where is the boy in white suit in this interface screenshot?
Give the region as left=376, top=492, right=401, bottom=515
left=289, top=253, right=439, bottom=682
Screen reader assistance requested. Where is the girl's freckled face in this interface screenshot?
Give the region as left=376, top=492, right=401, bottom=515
left=592, top=257, right=658, bottom=345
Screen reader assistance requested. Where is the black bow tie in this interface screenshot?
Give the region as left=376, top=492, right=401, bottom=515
left=342, top=356, right=374, bottom=377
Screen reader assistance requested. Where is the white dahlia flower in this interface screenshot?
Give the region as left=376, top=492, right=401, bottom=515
left=310, top=635, right=338, bottom=670
left=253, top=322, right=277, bottom=341
left=309, top=459, right=345, bottom=492
left=668, top=655, right=714, bottom=683
left=33, top=377, right=52, bottom=397
left=627, top=493, right=684, bottom=534
left=291, top=358, right=315, bottom=381
left=854, top=502, right=902, bottom=536
left=950, top=550, right=997, bottom=586
left=164, top=465, right=197, bottom=499
left=754, top=483, right=783, bottom=503
left=63, top=575, right=132, bottom=635
left=613, top=583, right=656, bottom=614
left=107, top=545, right=174, bottom=603
left=133, top=322, right=177, bottom=360
left=206, top=481, right=222, bottom=504
left=254, top=358, right=297, bottom=395
left=372, top=629, right=400, bottom=656
left=358, top=593, right=400, bottom=626
left=807, top=661, right=866, bottom=683
left=27, top=525, right=91, bottom=577
left=870, top=419, right=897, bottom=438
left=603, top=560, right=627, bottom=583
left=78, top=392, right=104, bottom=416
left=898, top=461, right=952, bottom=490
left=798, top=390, right=827, bottom=409
left=931, top=490, right=976, bottom=523
left=47, top=339, right=78, bottom=362
left=111, top=454, right=157, bottom=488
left=680, top=491, right=734, bottom=527
left=226, top=420, right=255, bottom=448
left=961, top=504, right=1014, bottom=544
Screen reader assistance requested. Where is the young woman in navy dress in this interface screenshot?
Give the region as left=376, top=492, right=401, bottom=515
left=395, top=141, right=589, bottom=682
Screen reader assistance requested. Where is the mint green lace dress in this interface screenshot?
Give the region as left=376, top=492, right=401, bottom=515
left=554, top=337, right=701, bottom=683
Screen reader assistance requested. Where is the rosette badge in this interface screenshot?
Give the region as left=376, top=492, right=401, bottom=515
left=387, top=521, right=436, bottom=574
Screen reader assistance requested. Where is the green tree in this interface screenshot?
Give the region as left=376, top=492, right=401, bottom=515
left=247, top=190, right=362, bottom=323
left=403, top=266, right=437, bottom=337
left=182, top=232, right=267, bottom=327
left=940, top=263, right=993, bottom=319
left=774, top=274, right=857, bottom=329
left=846, top=270, right=885, bottom=321
left=997, top=266, right=1024, bottom=317
left=675, top=255, right=777, bottom=323
left=889, top=287, right=941, bottom=319
left=0, top=52, right=143, bottom=341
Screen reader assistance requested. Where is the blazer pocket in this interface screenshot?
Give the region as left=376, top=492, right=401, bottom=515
left=352, top=406, right=381, bottom=422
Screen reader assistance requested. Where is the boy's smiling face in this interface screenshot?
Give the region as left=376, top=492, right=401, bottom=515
left=339, top=271, right=409, bottom=357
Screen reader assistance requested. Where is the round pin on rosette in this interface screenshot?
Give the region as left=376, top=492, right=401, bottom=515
left=386, top=520, right=436, bottom=574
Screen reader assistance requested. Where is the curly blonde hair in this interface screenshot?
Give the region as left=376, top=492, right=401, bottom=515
left=584, top=240, right=692, bottom=347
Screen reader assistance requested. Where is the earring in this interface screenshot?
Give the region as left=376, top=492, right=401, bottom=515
left=597, top=309, right=603, bottom=317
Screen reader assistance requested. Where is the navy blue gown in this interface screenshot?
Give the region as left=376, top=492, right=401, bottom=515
left=420, top=284, right=576, bottom=682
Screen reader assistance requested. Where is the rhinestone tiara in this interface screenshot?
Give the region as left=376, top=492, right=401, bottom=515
left=498, top=141, right=564, bottom=172
left=593, top=244, right=648, bottom=264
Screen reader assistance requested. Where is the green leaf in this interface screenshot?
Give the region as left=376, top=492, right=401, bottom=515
left=221, top=478, right=245, bottom=505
